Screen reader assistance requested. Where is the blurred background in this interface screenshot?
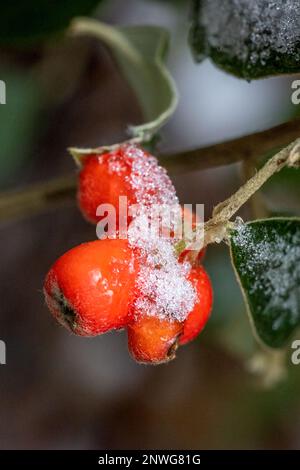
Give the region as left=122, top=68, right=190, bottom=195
left=0, top=0, right=300, bottom=449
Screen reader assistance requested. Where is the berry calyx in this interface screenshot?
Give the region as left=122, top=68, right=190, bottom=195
left=127, top=316, right=183, bottom=364
left=178, top=205, right=206, bottom=263
left=44, top=239, right=138, bottom=336
left=77, top=144, right=177, bottom=225
left=179, top=265, right=213, bottom=345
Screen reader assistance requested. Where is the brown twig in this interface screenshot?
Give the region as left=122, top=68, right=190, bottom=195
left=162, top=118, right=300, bottom=174
left=0, top=175, right=76, bottom=223
left=0, top=119, right=299, bottom=223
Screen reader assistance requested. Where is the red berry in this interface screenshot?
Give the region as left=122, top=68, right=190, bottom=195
left=77, top=144, right=177, bottom=225
left=44, top=239, right=138, bottom=336
left=127, top=316, right=183, bottom=364
left=127, top=265, right=213, bottom=363
left=179, top=266, right=213, bottom=345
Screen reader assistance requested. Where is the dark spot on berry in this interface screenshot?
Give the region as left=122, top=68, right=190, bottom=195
left=53, top=289, right=77, bottom=331
left=166, top=337, right=179, bottom=362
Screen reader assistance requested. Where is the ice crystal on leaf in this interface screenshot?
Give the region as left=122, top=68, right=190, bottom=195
left=192, top=0, right=300, bottom=79
left=230, top=218, right=300, bottom=348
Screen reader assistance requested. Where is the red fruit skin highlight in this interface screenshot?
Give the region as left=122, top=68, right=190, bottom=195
left=179, top=265, right=213, bottom=345
left=44, top=239, right=138, bottom=336
left=78, top=153, right=135, bottom=224
left=127, top=265, right=213, bottom=363
left=77, top=144, right=177, bottom=225
left=127, top=316, right=183, bottom=364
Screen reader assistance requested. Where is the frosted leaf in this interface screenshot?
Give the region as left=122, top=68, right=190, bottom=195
left=107, top=143, right=178, bottom=208
left=230, top=218, right=300, bottom=348
left=190, top=0, right=300, bottom=79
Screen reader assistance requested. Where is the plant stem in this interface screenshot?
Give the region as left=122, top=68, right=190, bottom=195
left=0, top=121, right=299, bottom=223
left=203, top=138, right=300, bottom=246
left=162, top=118, right=300, bottom=174
left=0, top=175, right=76, bottom=224
left=241, top=159, right=269, bottom=220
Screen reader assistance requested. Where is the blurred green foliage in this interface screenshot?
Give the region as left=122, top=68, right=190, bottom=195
left=0, top=72, right=42, bottom=187
left=204, top=245, right=255, bottom=358
left=262, top=166, right=300, bottom=216
left=0, top=0, right=103, bottom=43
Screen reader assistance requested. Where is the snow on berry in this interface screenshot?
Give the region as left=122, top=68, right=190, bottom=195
left=78, top=143, right=178, bottom=224
left=199, top=0, right=300, bottom=75
left=79, top=143, right=197, bottom=326
left=107, top=144, right=178, bottom=208
left=128, top=212, right=197, bottom=324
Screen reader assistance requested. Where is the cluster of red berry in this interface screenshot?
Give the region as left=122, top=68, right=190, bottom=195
left=44, top=144, right=213, bottom=364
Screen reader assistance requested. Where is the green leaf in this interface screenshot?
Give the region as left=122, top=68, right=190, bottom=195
left=0, top=1, right=102, bottom=43
left=229, top=218, right=300, bottom=348
left=0, top=72, right=42, bottom=186
left=71, top=19, right=178, bottom=143
left=190, top=0, right=300, bottom=80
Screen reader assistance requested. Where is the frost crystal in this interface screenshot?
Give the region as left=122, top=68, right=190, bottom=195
left=107, top=144, right=178, bottom=208
left=200, top=0, right=300, bottom=71
left=233, top=220, right=300, bottom=327
left=106, top=144, right=196, bottom=324
left=128, top=215, right=196, bottom=322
